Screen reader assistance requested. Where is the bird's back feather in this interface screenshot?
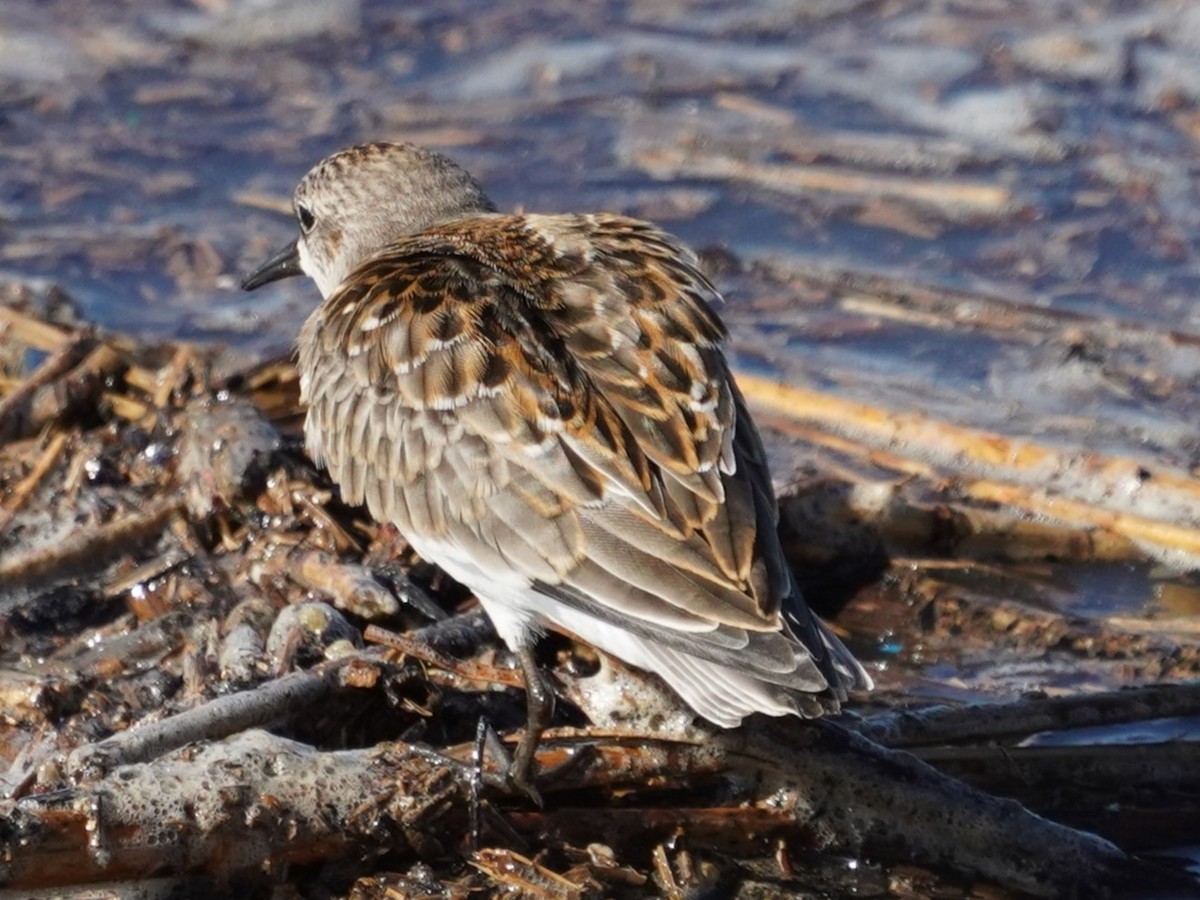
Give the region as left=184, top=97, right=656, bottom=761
left=298, top=212, right=870, bottom=722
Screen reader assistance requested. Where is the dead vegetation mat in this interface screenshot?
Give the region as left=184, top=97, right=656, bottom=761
left=1, top=299, right=1199, bottom=899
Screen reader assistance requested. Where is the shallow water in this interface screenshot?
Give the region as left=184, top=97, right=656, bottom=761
left=4, top=2, right=1200, bottom=338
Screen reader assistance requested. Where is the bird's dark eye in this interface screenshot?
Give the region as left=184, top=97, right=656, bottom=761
left=297, top=204, right=316, bottom=233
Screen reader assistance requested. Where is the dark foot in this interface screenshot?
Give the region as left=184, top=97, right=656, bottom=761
left=508, top=645, right=554, bottom=805
left=468, top=717, right=528, bottom=851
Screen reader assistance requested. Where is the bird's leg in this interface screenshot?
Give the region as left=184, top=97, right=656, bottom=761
left=509, top=644, right=554, bottom=805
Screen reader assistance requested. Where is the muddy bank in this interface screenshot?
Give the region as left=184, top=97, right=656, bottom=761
left=0, top=303, right=1197, bottom=897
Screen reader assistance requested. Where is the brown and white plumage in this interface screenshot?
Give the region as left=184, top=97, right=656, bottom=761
left=243, top=142, right=871, bottom=730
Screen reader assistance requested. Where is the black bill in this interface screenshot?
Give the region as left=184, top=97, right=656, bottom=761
left=241, top=240, right=302, bottom=291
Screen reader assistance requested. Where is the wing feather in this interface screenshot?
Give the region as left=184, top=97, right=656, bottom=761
left=297, top=212, right=870, bottom=708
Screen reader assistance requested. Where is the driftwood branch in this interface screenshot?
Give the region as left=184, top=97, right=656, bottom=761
left=0, top=497, right=183, bottom=593
left=853, top=682, right=1200, bottom=748
left=66, top=665, right=347, bottom=777
left=2, top=731, right=465, bottom=890
left=737, top=373, right=1200, bottom=567
left=5, top=719, right=1194, bottom=898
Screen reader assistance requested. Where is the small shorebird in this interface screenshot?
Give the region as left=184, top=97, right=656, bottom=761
left=242, top=142, right=871, bottom=794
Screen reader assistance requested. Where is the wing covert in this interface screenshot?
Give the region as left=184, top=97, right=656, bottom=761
left=298, top=213, right=816, bottom=677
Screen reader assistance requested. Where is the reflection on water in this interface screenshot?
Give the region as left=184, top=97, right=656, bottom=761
left=5, top=2, right=1200, bottom=342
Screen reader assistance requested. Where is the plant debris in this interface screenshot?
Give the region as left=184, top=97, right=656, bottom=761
left=1, top=304, right=1198, bottom=898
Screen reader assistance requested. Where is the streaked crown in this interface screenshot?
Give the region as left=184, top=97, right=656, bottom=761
left=293, top=142, right=495, bottom=297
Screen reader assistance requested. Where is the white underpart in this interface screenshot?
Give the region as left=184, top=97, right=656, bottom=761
left=298, top=236, right=344, bottom=299
left=406, top=533, right=799, bottom=728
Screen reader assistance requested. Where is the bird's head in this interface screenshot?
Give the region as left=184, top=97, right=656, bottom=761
left=241, top=141, right=494, bottom=298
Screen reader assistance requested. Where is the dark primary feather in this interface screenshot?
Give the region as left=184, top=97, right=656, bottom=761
left=298, top=212, right=869, bottom=714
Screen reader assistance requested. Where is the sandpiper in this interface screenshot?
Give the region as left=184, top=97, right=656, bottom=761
left=242, top=142, right=871, bottom=793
